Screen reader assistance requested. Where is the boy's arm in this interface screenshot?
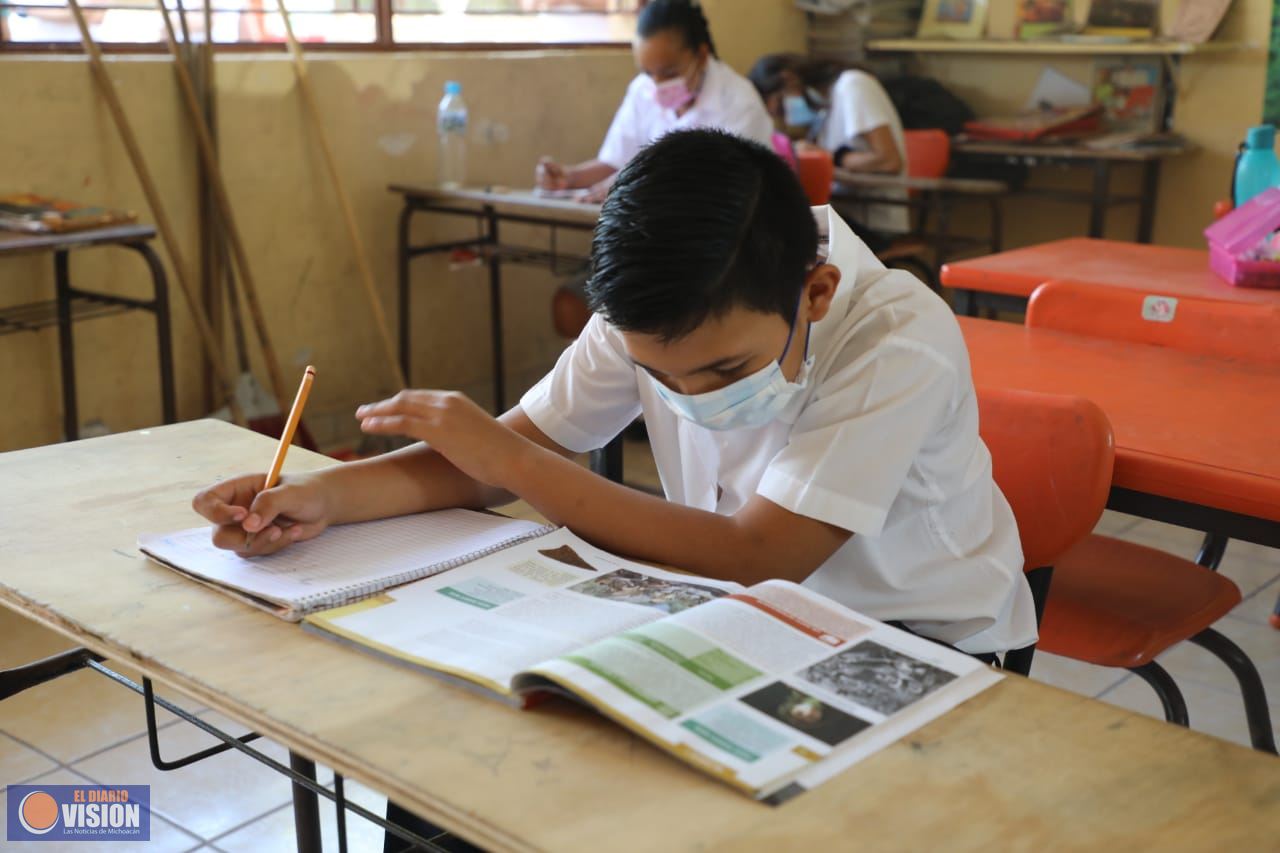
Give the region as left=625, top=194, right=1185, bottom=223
left=314, top=406, right=575, bottom=525
left=357, top=394, right=852, bottom=585
left=506, top=438, right=853, bottom=585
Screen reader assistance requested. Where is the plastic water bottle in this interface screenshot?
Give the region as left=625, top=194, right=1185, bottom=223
left=437, top=81, right=468, bottom=189
left=1232, top=125, right=1280, bottom=208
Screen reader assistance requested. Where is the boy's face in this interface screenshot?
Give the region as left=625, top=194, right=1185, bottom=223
left=619, top=265, right=840, bottom=397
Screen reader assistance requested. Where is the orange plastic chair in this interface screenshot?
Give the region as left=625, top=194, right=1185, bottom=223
left=976, top=387, right=1114, bottom=674
left=978, top=386, right=1277, bottom=753
left=795, top=146, right=834, bottom=206
left=1027, top=280, right=1280, bottom=368
left=903, top=129, right=950, bottom=181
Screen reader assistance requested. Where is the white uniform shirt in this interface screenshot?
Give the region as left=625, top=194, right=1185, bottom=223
left=598, top=57, right=776, bottom=170
left=520, top=206, right=1036, bottom=654
left=819, top=70, right=911, bottom=235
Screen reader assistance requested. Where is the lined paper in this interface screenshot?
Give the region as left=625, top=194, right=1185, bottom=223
left=139, top=509, right=548, bottom=613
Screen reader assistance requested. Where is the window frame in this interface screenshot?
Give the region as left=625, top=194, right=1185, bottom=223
left=0, top=0, right=642, bottom=54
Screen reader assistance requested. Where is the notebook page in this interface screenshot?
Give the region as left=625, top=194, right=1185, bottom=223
left=139, top=509, right=549, bottom=611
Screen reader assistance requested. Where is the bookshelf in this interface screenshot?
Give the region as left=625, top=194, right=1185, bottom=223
left=866, top=38, right=1250, bottom=56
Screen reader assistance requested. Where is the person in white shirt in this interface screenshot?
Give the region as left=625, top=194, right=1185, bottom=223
left=536, top=0, right=774, bottom=203
left=192, top=128, right=1035, bottom=663
left=750, top=54, right=910, bottom=244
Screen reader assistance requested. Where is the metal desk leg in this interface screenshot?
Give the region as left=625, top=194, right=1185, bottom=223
left=289, top=751, right=323, bottom=853
left=397, top=201, right=416, bottom=386
left=54, top=250, right=79, bottom=442
left=129, top=242, right=176, bottom=425
left=1088, top=160, right=1111, bottom=238
left=988, top=195, right=1004, bottom=253
left=485, top=205, right=506, bottom=413
left=1136, top=160, right=1161, bottom=244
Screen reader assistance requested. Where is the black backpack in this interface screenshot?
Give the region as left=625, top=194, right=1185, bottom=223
left=882, top=75, right=974, bottom=136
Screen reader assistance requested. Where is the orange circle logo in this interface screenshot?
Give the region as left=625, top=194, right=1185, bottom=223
left=18, top=791, right=59, bottom=834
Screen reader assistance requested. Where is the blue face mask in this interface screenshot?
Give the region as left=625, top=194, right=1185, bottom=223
left=652, top=302, right=813, bottom=431
left=783, top=94, right=820, bottom=129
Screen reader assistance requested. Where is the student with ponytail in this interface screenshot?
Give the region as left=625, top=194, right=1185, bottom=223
left=536, top=0, right=774, bottom=203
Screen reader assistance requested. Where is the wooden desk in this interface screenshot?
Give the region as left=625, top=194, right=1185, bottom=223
left=953, top=138, right=1192, bottom=245
left=0, top=225, right=175, bottom=440
left=961, top=316, right=1280, bottom=545
left=1, top=420, right=1277, bottom=851
left=942, top=238, right=1280, bottom=316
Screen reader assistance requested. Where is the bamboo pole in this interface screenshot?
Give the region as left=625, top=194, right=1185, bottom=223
left=155, top=0, right=294, bottom=419
left=273, top=0, right=407, bottom=390
left=66, top=0, right=245, bottom=426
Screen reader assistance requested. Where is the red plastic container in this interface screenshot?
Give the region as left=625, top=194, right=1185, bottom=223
left=1204, top=187, right=1280, bottom=289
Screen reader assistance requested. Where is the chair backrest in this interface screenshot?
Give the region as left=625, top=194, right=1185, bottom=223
left=903, top=129, right=950, bottom=180
left=795, top=146, right=834, bottom=205
left=1027, top=280, right=1280, bottom=368
left=976, top=387, right=1115, bottom=571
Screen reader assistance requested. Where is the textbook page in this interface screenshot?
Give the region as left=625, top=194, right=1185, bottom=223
left=519, top=580, right=1001, bottom=799
left=304, top=528, right=743, bottom=696
left=139, top=509, right=548, bottom=620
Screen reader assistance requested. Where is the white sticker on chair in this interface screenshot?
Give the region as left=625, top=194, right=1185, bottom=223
left=1141, top=295, right=1178, bottom=323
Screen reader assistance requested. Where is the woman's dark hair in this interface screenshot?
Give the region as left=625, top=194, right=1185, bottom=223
left=637, top=0, right=717, bottom=58
left=748, top=53, right=847, bottom=99
left=586, top=129, right=819, bottom=342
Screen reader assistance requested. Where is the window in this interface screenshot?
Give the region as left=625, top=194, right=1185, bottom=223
left=0, top=0, right=642, bottom=50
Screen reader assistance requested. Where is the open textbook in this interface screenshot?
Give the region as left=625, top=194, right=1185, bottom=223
left=303, top=526, right=1002, bottom=803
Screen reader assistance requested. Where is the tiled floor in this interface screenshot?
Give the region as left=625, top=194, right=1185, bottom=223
left=2, top=437, right=1276, bottom=851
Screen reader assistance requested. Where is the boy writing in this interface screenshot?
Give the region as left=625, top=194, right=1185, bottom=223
left=193, top=129, right=1035, bottom=658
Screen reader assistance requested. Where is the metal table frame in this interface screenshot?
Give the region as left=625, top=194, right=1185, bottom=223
left=392, top=187, right=626, bottom=482
left=0, top=225, right=176, bottom=440
left=952, top=141, right=1187, bottom=246
left=394, top=192, right=595, bottom=412
left=0, top=649, right=450, bottom=853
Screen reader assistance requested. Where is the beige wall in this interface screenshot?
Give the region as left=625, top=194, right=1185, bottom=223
left=0, top=0, right=1270, bottom=452
left=0, top=49, right=638, bottom=451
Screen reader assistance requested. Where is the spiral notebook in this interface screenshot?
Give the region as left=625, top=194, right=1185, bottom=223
left=138, top=509, right=553, bottom=622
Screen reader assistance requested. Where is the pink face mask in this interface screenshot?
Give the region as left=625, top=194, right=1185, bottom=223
left=653, top=76, right=696, bottom=111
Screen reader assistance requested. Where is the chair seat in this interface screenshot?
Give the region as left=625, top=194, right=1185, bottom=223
left=1038, top=534, right=1243, bottom=669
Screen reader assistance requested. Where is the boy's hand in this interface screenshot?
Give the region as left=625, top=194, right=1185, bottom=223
left=191, top=473, right=332, bottom=557
left=357, top=391, right=528, bottom=489
left=535, top=157, right=569, bottom=191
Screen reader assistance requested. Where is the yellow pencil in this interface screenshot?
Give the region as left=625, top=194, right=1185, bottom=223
left=265, top=365, right=316, bottom=490
left=245, top=366, right=314, bottom=549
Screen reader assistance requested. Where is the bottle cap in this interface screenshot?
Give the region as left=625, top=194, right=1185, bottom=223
left=444, top=81, right=462, bottom=95
left=1246, top=124, right=1274, bottom=149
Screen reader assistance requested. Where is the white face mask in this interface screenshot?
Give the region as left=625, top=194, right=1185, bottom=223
left=652, top=305, right=812, bottom=431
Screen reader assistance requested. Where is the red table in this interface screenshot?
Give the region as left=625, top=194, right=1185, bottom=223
left=943, top=238, right=1280, bottom=316
left=961, top=316, right=1280, bottom=546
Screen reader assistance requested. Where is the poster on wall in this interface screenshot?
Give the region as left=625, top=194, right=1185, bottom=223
left=1267, top=0, right=1280, bottom=124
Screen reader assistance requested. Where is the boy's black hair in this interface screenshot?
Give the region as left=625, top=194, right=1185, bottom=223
left=637, top=0, right=718, bottom=58
left=586, top=129, right=819, bottom=342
